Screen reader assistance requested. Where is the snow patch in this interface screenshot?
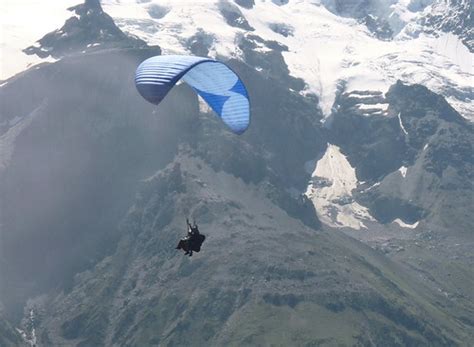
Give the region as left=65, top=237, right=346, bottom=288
left=393, top=218, right=419, bottom=229
left=357, top=103, right=389, bottom=110
left=360, top=181, right=380, bottom=193
left=356, top=103, right=389, bottom=115
left=250, top=38, right=272, bottom=53
left=86, top=42, right=101, bottom=48
left=399, top=166, right=407, bottom=178
left=346, top=93, right=380, bottom=99
left=398, top=112, right=408, bottom=135
left=305, top=144, right=374, bottom=229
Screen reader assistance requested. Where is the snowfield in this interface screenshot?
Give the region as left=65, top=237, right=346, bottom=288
left=305, top=144, right=375, bottom=229
left=393, top=218, right=419, bottom=229
left=101, top=0, right=473, bottom=121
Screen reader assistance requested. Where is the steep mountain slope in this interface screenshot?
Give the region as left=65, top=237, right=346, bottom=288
left=34, top=156, right=470, bottom=346
left=316, top=81, right=474, bottom=331
left=1, top=47, right=162, bottom=312
left=0, top=1, right=164, bottom=318
left=322, top=81, right=473, bottom=233
left=1, top=0, right=317, bottom=324
left=0, top=312, right=22, bottom=347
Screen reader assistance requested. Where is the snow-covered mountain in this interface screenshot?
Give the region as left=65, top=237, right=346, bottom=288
left=2, top=1, right=472, bottom=120
left=98, top=0, right=473, bottom=120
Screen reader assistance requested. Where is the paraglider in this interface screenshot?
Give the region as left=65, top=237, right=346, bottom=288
left=136, top=55, right=249, bottom=255
left=135, top=55, right=250, bottom=134
left=176, top=219, right=206, bottom=257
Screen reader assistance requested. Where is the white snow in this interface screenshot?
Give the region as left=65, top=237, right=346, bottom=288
left=86, top=42, right=101, bottom=48
left=359, top=181, right=380, bottom=193
left=305, top=144, right=374, bottom=229
left=346, top=93, right=379, bottom=99
left=1, top=1, right=472, bottom=120
left=431, top=33, right=472, bottom=73
left=0, top=0, right=80, bottom=81
left=398, top=112, right=408, bottom=135
left=101, top=0, right=243, bottom=59
left=393, top=218, right=419, bottom=229
left=100, top=0, right=473, bottom=121
left=398, top=166, right=408, bottom=178
left=357, top=103, right=389, bottom=111
left=368, top=181, right=380, bottom=189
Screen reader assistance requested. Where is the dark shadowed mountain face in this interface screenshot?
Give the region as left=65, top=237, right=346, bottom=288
left=1, top=0, right=473, bottom=346
left=23, top=0, right=152, bottom=59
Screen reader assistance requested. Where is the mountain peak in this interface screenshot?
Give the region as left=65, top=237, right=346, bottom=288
left=23, top=0, right=156, bottom=59
left=386, top=80, right=466, bottom=125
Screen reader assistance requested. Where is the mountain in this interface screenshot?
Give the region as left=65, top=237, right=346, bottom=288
left=1, top=0, right=472, bottom=346
left=416, top=0, right=473, bottom=51
left=22, top=0, right=151, bottom=59
left=325, top=80, right=473, bottom=232
left=101, top=0, right=473, bottom=120
left=32, top=157, right=470, bottom=346
left=0, top=309, right=22, bottom=347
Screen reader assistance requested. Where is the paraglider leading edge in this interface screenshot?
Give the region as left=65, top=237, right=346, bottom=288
left=135, top=55, right=251, bottom=135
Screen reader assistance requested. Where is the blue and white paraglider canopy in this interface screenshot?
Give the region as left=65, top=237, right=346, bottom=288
left=135, top=55, right=250, bottom=135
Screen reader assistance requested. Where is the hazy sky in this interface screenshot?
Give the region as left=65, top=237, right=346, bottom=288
left=0, top=0, right=80, bottom=81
